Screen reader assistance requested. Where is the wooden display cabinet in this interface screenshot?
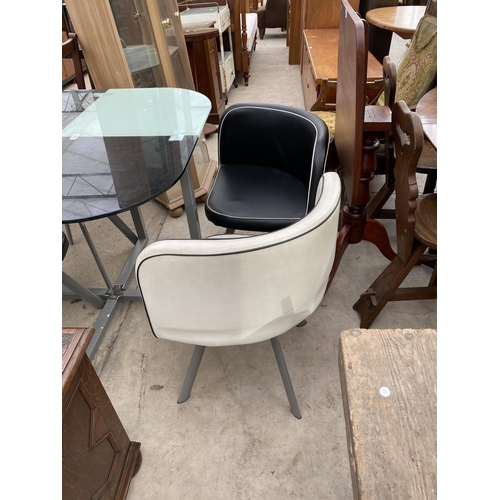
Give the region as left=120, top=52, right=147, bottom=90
left=184, top=22, right=225, bottom=124
left=64, top=0, right=218, bottom=217
left=179, top=2, right=236, bottom=102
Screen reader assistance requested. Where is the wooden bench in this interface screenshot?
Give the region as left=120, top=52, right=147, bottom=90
left=339, top=328, right=437, bottom=499
left=301, top=28, right=383, bottom=110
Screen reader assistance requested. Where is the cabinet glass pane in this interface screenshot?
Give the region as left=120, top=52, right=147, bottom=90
left=155, top=0, right=193, bottom=89
left=109, top=0, right=168, bottom=88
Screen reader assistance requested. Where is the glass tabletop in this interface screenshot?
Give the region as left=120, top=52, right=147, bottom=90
left=62, top=88, right=211, bottom=223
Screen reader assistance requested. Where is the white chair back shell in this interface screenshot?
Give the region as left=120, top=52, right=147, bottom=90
left=136, top=172, right=341, bottom=347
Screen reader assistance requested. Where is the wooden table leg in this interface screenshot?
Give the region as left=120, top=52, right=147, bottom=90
left=326, top=132, right=396, bottom=291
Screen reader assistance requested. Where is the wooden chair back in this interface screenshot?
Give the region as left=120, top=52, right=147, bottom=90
left=392, top=100, right=424, bottom=263
left=62, top=33, right=86, bottom=89
left=334, top=0, right=370, bottom=208
left=352, top=100, right=436, bottom=328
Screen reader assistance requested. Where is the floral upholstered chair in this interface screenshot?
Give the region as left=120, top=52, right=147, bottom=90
left=377, top=14, right=437, bottom=110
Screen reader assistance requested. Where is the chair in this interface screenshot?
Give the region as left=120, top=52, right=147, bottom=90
left=204, top=103, right=329, bottom=233
left=257, top=0, right=288, bottom=40
left=136, top=172, right=342, bottom=419
left=62, top=32, right=87, bottom=90
left=353, top=100, right=437, bottom=328
left=368, top=13, right=437, bottom=218
left=310, top=55, right=396, bottom=171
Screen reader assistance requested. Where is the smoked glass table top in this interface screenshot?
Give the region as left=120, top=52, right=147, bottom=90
left=62, top=88, right=211, bottom=223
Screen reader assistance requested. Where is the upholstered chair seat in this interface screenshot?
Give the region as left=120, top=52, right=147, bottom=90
left=205, top=103, right=330, bottom=233
left=257, top=0, right=288, bottom=39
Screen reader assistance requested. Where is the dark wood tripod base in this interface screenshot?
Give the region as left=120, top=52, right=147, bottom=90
left=326, top=209, right=396, bottom=291
left=326, top=131, right=396, bottom=291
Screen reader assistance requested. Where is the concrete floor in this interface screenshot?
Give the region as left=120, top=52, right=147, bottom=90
left=62, top=29, right=436, bottom=499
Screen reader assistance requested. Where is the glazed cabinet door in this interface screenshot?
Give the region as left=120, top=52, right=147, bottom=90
left=65, top=0, right=194, bottom=90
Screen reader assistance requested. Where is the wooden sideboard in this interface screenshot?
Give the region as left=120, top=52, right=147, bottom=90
left=301, top=28, right=383, bottom=110
left=62, top=328, right=141, bottom=499
left=296, top=0, right=381, bottom=108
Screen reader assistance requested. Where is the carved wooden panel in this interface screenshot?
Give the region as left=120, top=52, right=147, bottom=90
left=62, top=328, right=141, bottom=500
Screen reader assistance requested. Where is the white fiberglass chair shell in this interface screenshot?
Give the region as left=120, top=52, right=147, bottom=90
left=136, top=172, right=342, bottom=419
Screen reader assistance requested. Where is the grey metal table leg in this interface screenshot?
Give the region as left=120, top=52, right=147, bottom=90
left=63, top=207, right=149, bottom=359
left=65, top=224, right=74, bottom=245
left=179, top=163, right=202, bottom=239
left=84, top=206, right=149, bottom=359
left=62, top=271, right=105, bottom=309
left=79, top=222, right=113, bottom=290
left=178, top=345, right=206, bottom=403
left=271, top=337, right=302, bottom=419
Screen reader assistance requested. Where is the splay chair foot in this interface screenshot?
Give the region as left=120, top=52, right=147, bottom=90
left=177, top=340, right=302, bottom=419
left=271, top=337, right=301, bottom=419
left=178, top=345, right=206, bottom=404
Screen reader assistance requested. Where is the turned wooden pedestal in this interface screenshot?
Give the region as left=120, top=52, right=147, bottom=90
left=62, top=328, right=141, bottom=499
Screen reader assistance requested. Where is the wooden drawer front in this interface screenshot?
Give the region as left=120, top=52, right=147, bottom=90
left=220, top=51, right=235, bottom=88
left=217, top=5, right=231, bottom=32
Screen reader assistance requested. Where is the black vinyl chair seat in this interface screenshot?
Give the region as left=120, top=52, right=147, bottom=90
left=205, top=163, right=309, bottom=231
left=204, top=103, right=330, bottom=233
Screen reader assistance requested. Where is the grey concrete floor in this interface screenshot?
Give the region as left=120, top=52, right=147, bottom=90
left=62, top=29, right=436, bottom=499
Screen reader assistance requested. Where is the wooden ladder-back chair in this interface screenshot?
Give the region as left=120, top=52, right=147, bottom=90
left=353, top=100, right=437, bottom=328
left=325, top=0, right=397, bottom=290
left=310, top=54, right=396, bottom=172
left=368, top=13, right=437, bottom=219
left=62, top=32, right=87, bottom=90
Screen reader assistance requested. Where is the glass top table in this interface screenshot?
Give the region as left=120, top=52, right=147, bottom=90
left=62, top=88, right=211, bottom=357
left=62, top=88, right=211, bottom=224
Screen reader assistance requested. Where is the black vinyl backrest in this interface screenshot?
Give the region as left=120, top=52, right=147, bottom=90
left=218, top=103, right=329, bottom=212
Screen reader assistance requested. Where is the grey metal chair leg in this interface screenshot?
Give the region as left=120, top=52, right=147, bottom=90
left=271, top=337, right=302, bottom=419
left=178, top=345, right=206, bottom=404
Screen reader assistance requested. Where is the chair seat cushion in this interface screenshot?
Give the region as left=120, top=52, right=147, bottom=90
left=205, top=164, right=309, bottom=231
left=416, top=139, right=437, bottom=172
left=415, top=193, right=437, bottom=250
left=311, top=111, right=336, bottom=138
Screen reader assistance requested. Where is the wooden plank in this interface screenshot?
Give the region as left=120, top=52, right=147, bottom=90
left=303, top=29, right=382, bottom=84
left=339, top=328, right=437, bottom=500
left=62, top=327, right=95, bottom=396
